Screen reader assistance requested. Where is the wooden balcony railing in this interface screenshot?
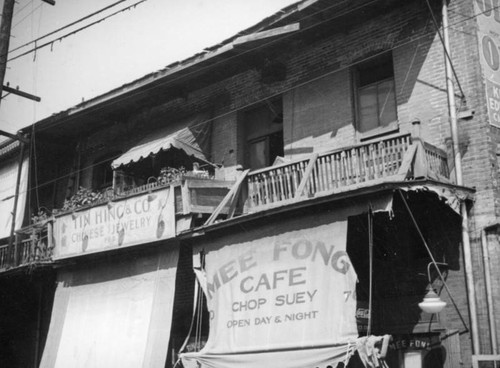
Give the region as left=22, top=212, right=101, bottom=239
left=0, top=221, right=53, bottom=271
left=206, top=133, right=451, bottom=223
left=246, top=134, right=415, bottom=209
left=422, top=141, right=449, bottom=178
left=115, top=175, right=234, bottom=215
left=0, top=244, right=14, bottom=269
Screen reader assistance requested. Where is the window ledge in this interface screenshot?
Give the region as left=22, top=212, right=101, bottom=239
left=358, top=121, right=399, bottom=142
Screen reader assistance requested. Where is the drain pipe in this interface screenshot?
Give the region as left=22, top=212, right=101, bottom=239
left=481, top=226, right=498, bottom=357
left=442, top=0, right=479, bottom=354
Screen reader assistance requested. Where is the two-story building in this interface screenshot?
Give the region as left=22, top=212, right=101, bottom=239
left=1, top=0, right=500, bottom=367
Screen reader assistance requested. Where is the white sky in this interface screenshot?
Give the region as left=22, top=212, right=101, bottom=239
left=0, top=0, right=297, bottom=134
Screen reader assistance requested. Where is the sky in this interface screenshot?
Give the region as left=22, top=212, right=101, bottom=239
left=0, top=0, right=297, bottom=134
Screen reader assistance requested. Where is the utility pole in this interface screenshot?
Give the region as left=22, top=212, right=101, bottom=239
left=0, top=0, right=15, bottom=108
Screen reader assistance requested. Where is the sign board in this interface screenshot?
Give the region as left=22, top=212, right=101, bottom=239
left=474, top=0, right=500, bottom=126
left=53, top=188, right=175, bottom=258
left=193, top=213, right=358, bottom=354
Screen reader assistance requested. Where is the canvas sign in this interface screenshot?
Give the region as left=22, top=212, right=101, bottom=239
left=193, top=215, right=358, bottom=354
left=53, top=187, right=175, bottom=258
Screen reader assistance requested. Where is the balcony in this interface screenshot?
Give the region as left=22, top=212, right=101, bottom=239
left=0, top=221, right=54, bottom=271
left=0, top=131, right=450, bottom=267
left=206, top=132, right=451, bottom=223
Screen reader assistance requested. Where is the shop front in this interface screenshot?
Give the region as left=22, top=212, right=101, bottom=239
left=181, top=194, right=393, bottom=368
left=180, top=186, right=470, bottom=368
left=39, top=186, right=180, bottom=368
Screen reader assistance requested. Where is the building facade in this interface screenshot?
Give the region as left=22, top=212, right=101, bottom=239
left=1, top=0, right=499, bottom=367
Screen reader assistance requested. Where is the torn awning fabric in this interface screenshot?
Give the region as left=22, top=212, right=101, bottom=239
left=180, top=197, right=396, bottom=368
left=111, top=112, right=212, bottom=169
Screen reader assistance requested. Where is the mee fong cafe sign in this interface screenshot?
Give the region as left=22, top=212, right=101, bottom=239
left=53, top=188, right=175, bottom=258
left=194, top=217, right=359, bottom=354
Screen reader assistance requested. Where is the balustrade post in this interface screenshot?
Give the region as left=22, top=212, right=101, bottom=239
left=379, top=141, right=386, bottom=177
left=47, top=220, right=54, bottom=258
left=411, top=118, right=421, bottom=139
left=369, top=144, right=377, bottom=179
left=13, top=232, right=19, bottom=266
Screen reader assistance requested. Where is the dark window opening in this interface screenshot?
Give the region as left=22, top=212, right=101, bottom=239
left=244, top=99, right=284, bottom=170
left=92, top=152, right=120, bottom=190
left=355, top=53, right=397, bottom=133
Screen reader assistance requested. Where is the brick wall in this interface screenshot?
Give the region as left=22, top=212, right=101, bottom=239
left=283, top=70, right=355, bottom=160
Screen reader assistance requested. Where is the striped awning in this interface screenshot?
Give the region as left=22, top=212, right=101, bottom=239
left=112, top=112, right=212, bottom=169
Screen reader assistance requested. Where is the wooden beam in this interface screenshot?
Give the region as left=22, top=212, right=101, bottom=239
left=233, top=23, right=300, bottom=49
left=413, top=140, right=430, bottom=178
left=0, top=130, right=29, bottom=144
left=205, top=169, right=249, bottom=226
left=396, top=143, right=418, bottom=180
left=2, top=85, right=41, bottom=102
left=294, top=153, right=318, bottom=199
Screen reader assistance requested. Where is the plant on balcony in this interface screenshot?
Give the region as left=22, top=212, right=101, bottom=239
left=31, top=208, right=51, bottom=224
left=56, top=186, right=105, bottom=213
left=157, top=166, right=186, bottom=185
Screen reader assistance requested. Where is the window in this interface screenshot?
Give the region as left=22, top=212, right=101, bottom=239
left=355, top=53, right=397, bottom=133
left=244, top=99, right=284, bottom=170
left=92, top=152, right=120, bottom=190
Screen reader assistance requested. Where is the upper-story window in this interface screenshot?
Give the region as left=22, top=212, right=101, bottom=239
left=355, top=53, right=397, bottom=134
left=244, top=99, right=284, bottom=170
left=92, top=152, right=120, bottom=190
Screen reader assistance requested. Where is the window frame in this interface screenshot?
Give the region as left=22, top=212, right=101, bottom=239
left=353, top=53, right=399, bottom=140
left=92, top=152, right=121, bottom=191
left=243, top=98, right=284, bottom=170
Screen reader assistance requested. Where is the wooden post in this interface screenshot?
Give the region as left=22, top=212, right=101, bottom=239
left=181, top=180, right=191, bottom=215
left=47, top=220, right=53, bottom=257
left=413, top=141, right=429, bottom=178
left=34, top=281, right=43, bottom=368
left=0, top=0, right=15, bottom=106
left=411, top=118, right=421, bottom=138
left=13, top=232, right=20, bottom=266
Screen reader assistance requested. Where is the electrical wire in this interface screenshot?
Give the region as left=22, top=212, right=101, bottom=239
left=5, top=0, right=374, bottom=65
left=7, top=0, right=130, bottom=57
left=20, top=0, right=435, bottom=137
left=7, top=39, right=458, bottom=196
left=11, top=3, right=43, bottom=30
left=397, top=189, right=470, bottom=332
left=13, top=0, right=34, bottom=17
left=424, top=0, right=466, bottom=101
left=6, top=0, right=148, bottom=62
left=7, top=0, right=494, bottom=197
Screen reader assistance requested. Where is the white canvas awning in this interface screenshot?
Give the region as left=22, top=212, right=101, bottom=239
left=40, top=246, right=179, bottom=368
left=112, top=112, right=212, bottom=169
left=0, top=156, right=29, bottom=239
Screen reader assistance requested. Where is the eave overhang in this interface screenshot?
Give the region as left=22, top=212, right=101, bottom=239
left=179, top=179, right=474, bottom=238
left=21, top=0, right=408, bottom=140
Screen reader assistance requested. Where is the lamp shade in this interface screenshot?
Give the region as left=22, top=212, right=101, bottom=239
left=418, top=286, right=446, bottom=314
